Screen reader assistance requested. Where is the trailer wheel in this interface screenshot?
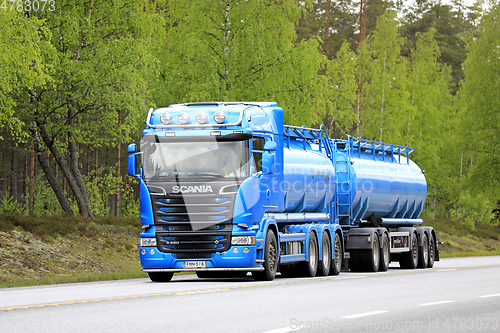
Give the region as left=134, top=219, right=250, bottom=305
left=330, top=232, right=342, bottom=276
left=318, top=231, right=331, bottom=276
left=400, top=233, right=419, bottom=269
left=148, top=272, right=174, bottom=282
left=361, top=233, right=379, bottom=272
left=427, top=234, right=435, bottom=268
left=252, top=229, right=278, bottom=281
left=379, top=234, right=390, bottom=272
left=300, top=232, right=318, bottom=277
left=417, top=233, right=429, bottom=268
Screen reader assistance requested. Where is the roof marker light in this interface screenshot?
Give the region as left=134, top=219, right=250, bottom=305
left=196, top=111, right=208, bottom=124
left=214, top=111, right=226, bottom=124
left=178, top=112, right=189, bottom=124
left=160, top=112, right=172, bottom=124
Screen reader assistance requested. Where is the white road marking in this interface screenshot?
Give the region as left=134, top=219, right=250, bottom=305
left=420, top=300, right=454, bottom=306
left=261, top=327, right=294, bottom=333
left=480, top=293, right=500, bottom=298
left=342, top=310, right=388, bottom=319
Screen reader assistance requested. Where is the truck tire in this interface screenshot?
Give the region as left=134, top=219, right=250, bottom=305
left=300, top=232, right=318, bottom=277
left=330, top=232, right=342, bottom=276
left=252, top=229, right=278, bottom=281
left=318, top=231, right=331, bottom=276
left=417, top=233, right=429, bottom=268
left=427, top=234, right=435, bottom=268
left=349, top=250, right=362, bottom=272
left=360, top=233, right=379, bottom=272
left=379, top=234, right=390, bottom=272
left=148, top=272, right=174, bottom=282
left=400, top=233, right=419, bottom=269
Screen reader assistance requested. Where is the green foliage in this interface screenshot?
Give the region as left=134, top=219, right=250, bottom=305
left=32, top=174, right=62, bottom=217
left=155, top=0, right=328, bottom=127
left=0, top=196, right=25, bottom=214
left=84, top=170, right=122, bottom=217
left=449, top=192, right=495, bottom=230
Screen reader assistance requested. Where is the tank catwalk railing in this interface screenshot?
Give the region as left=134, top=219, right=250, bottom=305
left=340, top=135, right=414, bottom=164
left=283, top=125, right=333, bottom=159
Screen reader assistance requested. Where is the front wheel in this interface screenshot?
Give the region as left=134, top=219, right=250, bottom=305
left=148, top=272, right=174, bottom=282
left=252, top=229, right=278, bottom=281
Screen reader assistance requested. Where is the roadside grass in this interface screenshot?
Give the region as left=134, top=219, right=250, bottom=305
left=0, top=214, right=498, bottom=288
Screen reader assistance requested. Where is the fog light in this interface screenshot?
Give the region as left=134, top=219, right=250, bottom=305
left=233, top=247, right=238, bottom=254
left=141, top=249, right=146, bottom=255
left=243, top=247, right=250, bottom=253
left=150, top=249, right=155, bottom=255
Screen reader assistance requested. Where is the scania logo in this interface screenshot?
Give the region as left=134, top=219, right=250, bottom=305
left=171, top=185, right=214, bottom=194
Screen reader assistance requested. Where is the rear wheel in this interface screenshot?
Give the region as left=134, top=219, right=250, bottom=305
left=360, top=233, right=379, bottom=272
left=400, top=233, right=419, bottom=269
left=330, top=232, right=342, bottom=275
left=379, top=234, right=390, bottom=272
left=318, top=231, right=331, bottom=276
left=427, top=234, right=435, bottom=268
left=148, top=272, right=174, bottom=282
left=252, top=229, right=278, bottom=281
left=417, top=234, right=429, bottom=268
left=300, top=232, right=318, bottom=277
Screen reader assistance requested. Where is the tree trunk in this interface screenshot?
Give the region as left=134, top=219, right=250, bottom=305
left=34, top=116, right=93, bottom=219
left=68, top=108, right=94, bottom=219
left=29, top=140, right=35, bottom=215
left=116, top=109, right=122, bottom=217
left=31, top=121, right=74, bottom=215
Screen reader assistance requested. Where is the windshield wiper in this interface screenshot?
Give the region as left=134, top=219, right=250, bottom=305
left=190, top=172, right=222, bottom=178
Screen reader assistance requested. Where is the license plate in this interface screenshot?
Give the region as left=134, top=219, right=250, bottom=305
left=182, top=261, right=207, bottom=269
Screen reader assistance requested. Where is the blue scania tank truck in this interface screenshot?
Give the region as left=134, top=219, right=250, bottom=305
left=127, top=102, right=439, bottom=282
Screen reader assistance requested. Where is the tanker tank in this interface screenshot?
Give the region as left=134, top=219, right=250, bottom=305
left=334, top=137, right=427, bottom=226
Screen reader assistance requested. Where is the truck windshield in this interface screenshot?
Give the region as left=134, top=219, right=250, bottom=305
left=141, top=137, right=250, bottom=180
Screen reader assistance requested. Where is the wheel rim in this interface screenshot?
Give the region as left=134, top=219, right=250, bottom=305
left=412, top=237, right=418, bottom=265
left=334, top=235, right=341, bottom=270
left=322, top=236, right=330, bottom=268
left=269, top=238, right=277, bottom=270
left=429, top=238, right=434, bottom=263
left=309, top=237, right=317, bottom=270
left=383, top=238, right=389, bottom=266
left=422, top=237, right=429, bottom=264
left=373, top=237, right=379, bottom=267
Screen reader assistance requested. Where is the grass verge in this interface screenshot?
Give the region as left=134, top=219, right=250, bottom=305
left=0, top=214, right=498, bottom=288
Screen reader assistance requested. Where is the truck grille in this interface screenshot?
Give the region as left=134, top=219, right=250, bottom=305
left=150, top=183, right=236, bottom=254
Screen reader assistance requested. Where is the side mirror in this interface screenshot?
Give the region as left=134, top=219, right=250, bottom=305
left=127, top=143, right=137, bottom=153
left=261, top=141, right=277, bottom=174
left=127, top=143, right=139, bottom=177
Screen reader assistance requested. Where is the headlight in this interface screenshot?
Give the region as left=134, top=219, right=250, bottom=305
left=140, top=238, right=157, bottom=247
left=178, top=112, right=189, bottom=124
left=231, top=236, right=255, bottom=246
left=214, top=111, right=225, bottom=124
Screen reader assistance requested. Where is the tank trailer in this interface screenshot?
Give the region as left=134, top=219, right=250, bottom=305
left=127, top=102, right=439, bottom=282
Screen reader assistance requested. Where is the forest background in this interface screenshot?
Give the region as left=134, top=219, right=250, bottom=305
left=0, top=0, right=499, bottom=232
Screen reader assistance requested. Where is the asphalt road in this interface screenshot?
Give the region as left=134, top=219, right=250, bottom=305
left=1, top=256, right=500, bottom=333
